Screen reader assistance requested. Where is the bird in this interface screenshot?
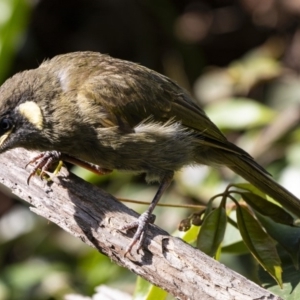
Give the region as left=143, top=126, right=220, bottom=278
left=0, top=51, right=299, bottom=255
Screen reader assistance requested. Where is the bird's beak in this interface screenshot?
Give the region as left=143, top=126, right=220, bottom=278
left=0, top=127, right=13, bottom=148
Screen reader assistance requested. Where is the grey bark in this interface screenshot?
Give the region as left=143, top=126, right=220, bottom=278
left=0, top=148, right=281, bottom=300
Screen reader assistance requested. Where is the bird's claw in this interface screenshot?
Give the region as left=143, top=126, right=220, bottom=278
left=25, top=151, right=62, bottom=184
left=121, top=212, right=156, bottom=256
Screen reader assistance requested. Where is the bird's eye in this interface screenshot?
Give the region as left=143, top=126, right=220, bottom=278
left=0, top=118, right=12, bottom=131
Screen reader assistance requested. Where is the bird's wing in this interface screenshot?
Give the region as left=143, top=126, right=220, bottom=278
left=77, top=59, right=246, bottom=155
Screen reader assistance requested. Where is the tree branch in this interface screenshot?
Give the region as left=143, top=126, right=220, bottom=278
left=0, top=148, right=281, bottom=300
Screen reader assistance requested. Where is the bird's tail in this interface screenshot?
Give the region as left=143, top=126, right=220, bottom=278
left=223, top=153, right=300, bottom=218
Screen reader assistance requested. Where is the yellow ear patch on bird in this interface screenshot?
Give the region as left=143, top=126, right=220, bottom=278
left=18, top=101, right=43, bottom=130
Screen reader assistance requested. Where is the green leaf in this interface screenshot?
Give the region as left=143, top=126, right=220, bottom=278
left=197, top=205, right=227, bottom=257
left=232, top=183, right=268, bottom=199
left=236, top=204, right=282, bottom=286
left=180, top=225, right=200, bottom=244
left=221, top=240, right=249, bottom=255
left=259, top=246, right=300, bottom=299
left=242, top=192, right=294, bottom=226
left=0, top=0, right=31, bottom=82
left=255, top=213, right=300, bottom=269
left=221, top=212, right=248, bottom=255
left=133, top=277, right=167, bottom=300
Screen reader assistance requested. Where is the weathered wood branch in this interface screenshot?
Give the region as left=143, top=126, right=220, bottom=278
left=0, top=148, right=281, bottom=300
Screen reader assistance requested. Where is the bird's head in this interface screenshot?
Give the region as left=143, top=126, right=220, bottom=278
left=0, top=70, right=52, bottom=153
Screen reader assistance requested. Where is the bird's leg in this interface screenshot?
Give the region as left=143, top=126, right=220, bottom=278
left=62, top=154, right=112, bottom=176
left=122, top=172, right=173, bottom=256
left=26, top=151, right=112, bottom=184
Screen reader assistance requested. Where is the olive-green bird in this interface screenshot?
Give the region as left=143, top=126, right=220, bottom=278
left=0, top=51, right=299, bottom=254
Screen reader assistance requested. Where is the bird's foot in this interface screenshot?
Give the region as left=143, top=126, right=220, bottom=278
left=25, top=151, right=63, bottom=184
left=26, top=151, right=113, bottom=184
left=121, top=212, right=156, bottom=256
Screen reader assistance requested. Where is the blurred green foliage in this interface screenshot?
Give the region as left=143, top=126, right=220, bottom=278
left=0, top=0, right=30, bottom=82
left=1, top=0, right=300, bottom=299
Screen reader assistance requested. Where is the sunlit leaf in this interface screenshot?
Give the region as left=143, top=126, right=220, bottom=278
left=133, top=277, right=167, bottom=300
left=180, top=225, right=200, bottom=244
left=232, top=183, right=268, bottom=199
